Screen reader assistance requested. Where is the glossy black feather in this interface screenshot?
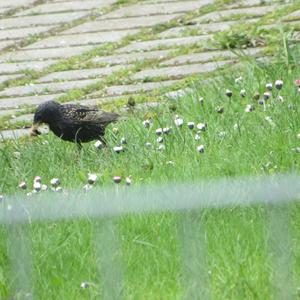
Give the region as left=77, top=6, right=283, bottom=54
left=33, top=100, right=120, bottom=143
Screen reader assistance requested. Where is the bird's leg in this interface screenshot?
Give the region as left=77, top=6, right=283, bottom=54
left=76, top=142, right=82, bottom=151
left=74, top=142, right=83, bottom=163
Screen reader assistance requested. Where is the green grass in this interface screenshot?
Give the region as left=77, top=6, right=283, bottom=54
left=0, top=45, right=300, bottom=299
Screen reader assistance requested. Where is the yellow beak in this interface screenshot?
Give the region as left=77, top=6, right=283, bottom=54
left=29, top=122, right=41, bottom=136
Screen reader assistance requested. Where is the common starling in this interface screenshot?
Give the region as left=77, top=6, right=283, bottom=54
left=30, top=100, right=120, bottom=147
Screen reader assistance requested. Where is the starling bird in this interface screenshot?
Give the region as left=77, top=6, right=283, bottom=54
left=30, top=100, right=120, bottom=147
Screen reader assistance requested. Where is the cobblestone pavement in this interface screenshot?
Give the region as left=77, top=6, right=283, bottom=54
left=0, top=0, right=298, bottom=139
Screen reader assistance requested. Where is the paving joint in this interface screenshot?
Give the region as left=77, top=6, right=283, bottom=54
left=0, top=0, right=298, bottom=138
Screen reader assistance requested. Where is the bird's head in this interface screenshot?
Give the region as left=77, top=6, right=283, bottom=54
left=30, top=100, right=60, bottom=136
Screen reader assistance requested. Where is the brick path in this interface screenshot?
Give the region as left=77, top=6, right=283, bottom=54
left=0, top=0, right=298, bottom=139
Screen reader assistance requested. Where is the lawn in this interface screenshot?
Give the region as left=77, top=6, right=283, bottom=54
left=0, top=45, right=300, bottom=299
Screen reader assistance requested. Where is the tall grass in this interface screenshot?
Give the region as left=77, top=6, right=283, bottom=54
left=0, top=47, right=300, bottom=299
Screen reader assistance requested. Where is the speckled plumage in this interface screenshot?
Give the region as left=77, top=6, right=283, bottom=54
left=31, top=100, right=120, bottom=145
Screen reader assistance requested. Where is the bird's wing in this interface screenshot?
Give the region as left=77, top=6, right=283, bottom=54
left=60, top=104, right=120, bottom=127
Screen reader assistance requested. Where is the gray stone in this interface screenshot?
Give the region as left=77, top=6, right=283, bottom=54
left=105, top=80, right=180, bottom=96
left=0, top=128, right=31, bottom=140
left=63, top=14, right=182, bottom=34
left=66, top=95, right=123, bottom=106
left=0, top=60, right=58, bottom=74
left=0, top=40, right=17, bottom=51
left=260, top=19, right=299, bottom=30
left=116, top=35, right=211, bottom=53
left=158, top=19, right=259, bottom=38
left=227, top=0, right=266, bottom=8
left=194, top=6, right=282, bottom=23
left=228, top=0, right=284, bottom=7
left=165, top=88, right=191, bottom=99
left=0, top=45, right=99, bottom=62
left=118, top=101, right=160, bottom=113
left=144, top=0, right=182, bottom=3
left=0, top=0, right=36, bottom=8
left=283, top=9, right=300, bottom=21
left=0, top=12, right=88, bottom=30
left=0, top=94, right=64, bottom=109
left=133, top=101, right=159, bottom=109
left=160, top=48, right=262, bottom=66
left=0, top=74, right=23, bottom=84
left=38, top=65, right=130, bottom=83
left=132, top=60, right=231, bottom=80
left=0, top=8, right=11, bottom=15
left=16, top=0, right=116, bottom=16
left=8, top=113, right=33, bottom=124
left=0, top=109, right=21, bottom=117
left=0, top=26, right=52, bottom=41
left=158, top=22, right=235, bottom=38
left=25, top=29, right=139, bottom=49
left=0, top=79, right=99, bottom=97
left=0, top=126, right=49, bottom=140
left=92, top=49, right=171, bottom=65
left=99, top=0, right=213, bottom=19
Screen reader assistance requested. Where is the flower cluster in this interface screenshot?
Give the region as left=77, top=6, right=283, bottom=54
left=18, top=176, right=63, bottom=196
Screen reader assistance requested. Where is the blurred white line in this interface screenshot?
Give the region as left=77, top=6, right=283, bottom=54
left=180, top=212, right=211, bottom=299
left=95, top=218, right=124, bottom=299
left=7, top=224, right=33, bottom=298
left=1, top=174, right=300, bottom=223
left=268, top=206, right=297, bottom=299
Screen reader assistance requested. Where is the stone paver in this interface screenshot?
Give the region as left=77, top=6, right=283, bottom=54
left=0, top=74, right=23, bottom=84
left=16, top=0, right=116, bottom=16
left=165, top=89, right=191, bottom=99
left=132, top=61, right=232, bottom=81
left=105, top=80, right=180, bottom=96
left=0, top=12, right=88, bottom=29
left=0, top=125, right=49, bottom=140
left=99, top=0, right=213, bottom=19
left=194, top=6, right=282, bottom=23
left=159, top=21, right=237, bottom=38
left=260, top=20, right=299, bottom=30
left=282, top=10, right=300, bottom=21
left=0, top=45, right=99, bottom=62
left=145, top=0, right=182, bottom=3
left=8, top=113, right=33, bottom=124
left=38, top=65, right=130, bottom=83
left=66, top=95, right=123, bottom=106
left=0, top=60, right=58, bottom=75
left=0, top=128, right=31, bottom=140
left=229, top=0, right=284, bottom=7
left=92, top=50, right=171, bottom=66
left=158, top=19, right=259, bottom=38
left=0, top=109, right=21, bottom=118
left=0, top=94, right=64, bottom=109
left=25, top=29, right=139, bottom=49
left=63, top=14, right=182, bottom=34
left=0, top=0, right=292, bottom=141
left=0, top=26, right=52, bottom=41
left=116, top=35, right=211, bottom=53
left=0, top=40, right=16, bottom=51
left=0, top=79, right=99, bottom=97
left=0, top=0, right=36, bottom=8
left=0, top=8, right=11, bottom=15
left=0, top=126, right=50, bottom=140
left=160, top=48, right=262, bottom=66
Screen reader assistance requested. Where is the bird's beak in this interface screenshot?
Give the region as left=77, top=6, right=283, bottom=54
left=29, top=122, right=41, bottom=136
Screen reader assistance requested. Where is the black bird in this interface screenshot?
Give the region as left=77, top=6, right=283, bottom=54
left=30, top=100, right=120, bottom=147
